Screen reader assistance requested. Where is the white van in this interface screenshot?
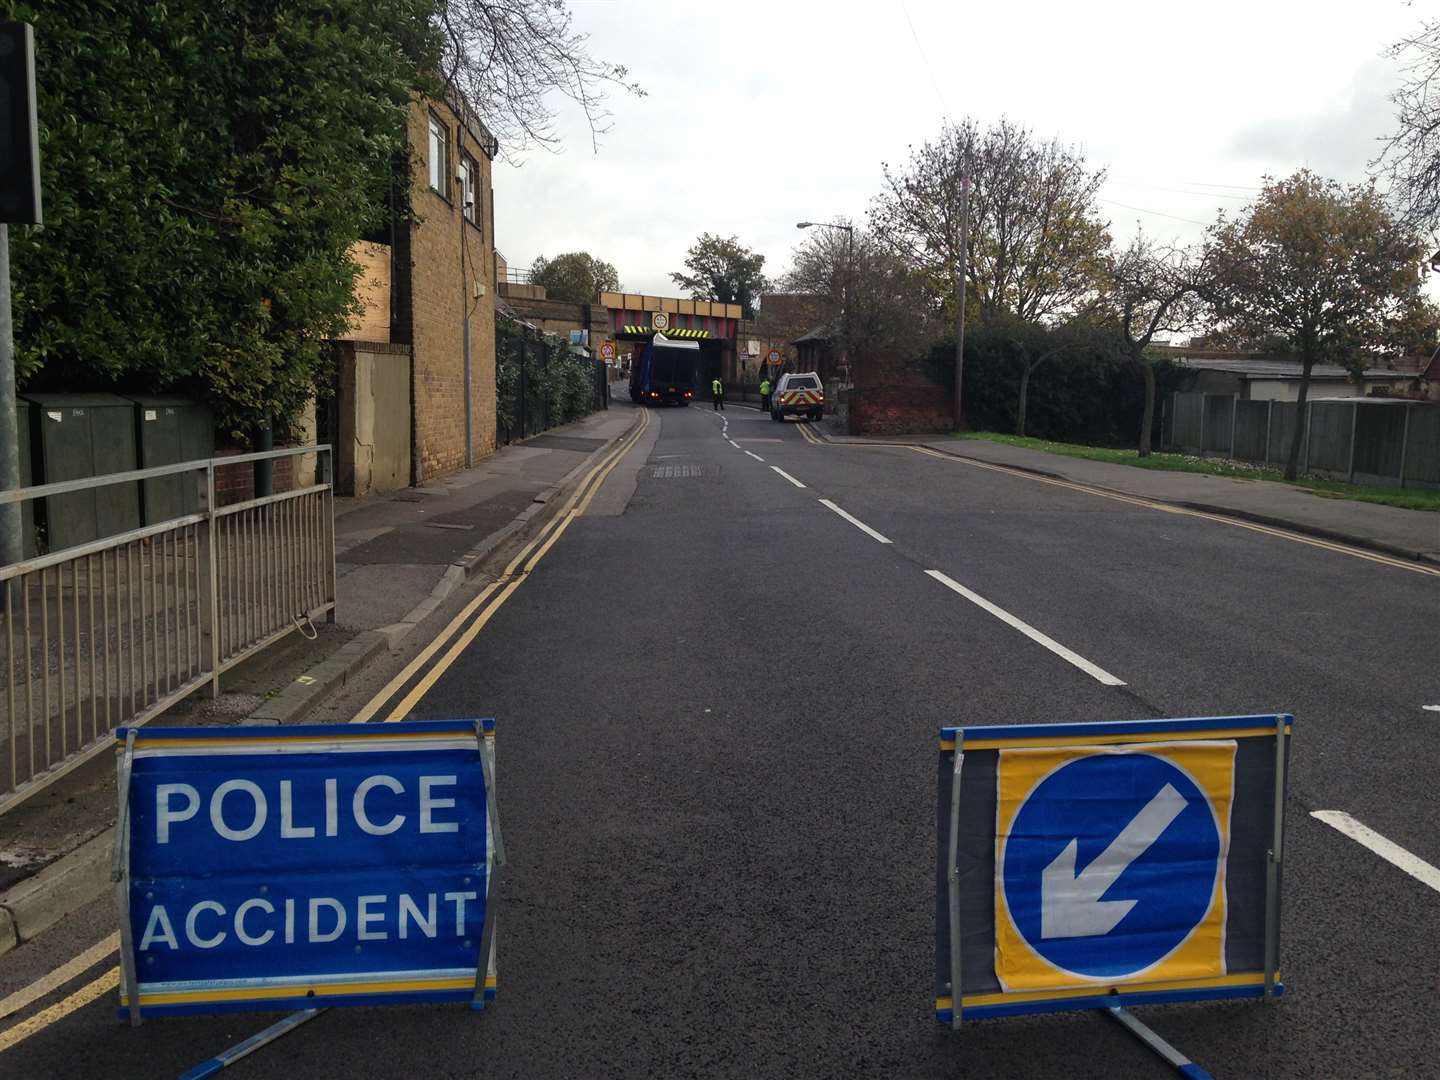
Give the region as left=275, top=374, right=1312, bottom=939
left=770, top=372, right=825, bottom=422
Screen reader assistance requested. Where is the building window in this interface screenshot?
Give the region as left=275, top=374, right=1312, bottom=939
left=428, top=114, right=448, bottom=198
left=460, top=152, right=479, bottom=226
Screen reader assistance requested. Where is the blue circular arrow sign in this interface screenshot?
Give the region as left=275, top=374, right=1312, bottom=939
left=1001, top=753, right=1221, bottom=979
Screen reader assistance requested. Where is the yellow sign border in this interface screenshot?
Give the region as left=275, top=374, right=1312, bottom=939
left=994, top=740, right=1236, bottom=993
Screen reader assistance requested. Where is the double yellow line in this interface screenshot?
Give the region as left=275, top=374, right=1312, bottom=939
left=909, top=445, right=1440, bottom=577
left=351, top=408, right=652, bottom=725
left=0, top=412, right=654, bottom=1060
left=796, top=421, right=827, bottom=446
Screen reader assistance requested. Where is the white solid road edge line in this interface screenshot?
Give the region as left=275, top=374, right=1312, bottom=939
left=924, top=570, right=1127, bottom=687
left=771, top=466, right=807, bottom=489
left=728, top=438, right=740, bottom=448
left=1311, top=811, right=1440, bottom=893
left=818, top=499, right=893, bottom=544
left=744, top=450, right=765, bottom=462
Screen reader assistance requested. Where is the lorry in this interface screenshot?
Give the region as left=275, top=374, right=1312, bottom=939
left=628, top=333, right=700, bottom=405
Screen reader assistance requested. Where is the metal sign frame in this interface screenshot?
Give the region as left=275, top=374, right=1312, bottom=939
left=937, top=713, right=1291, bottom=1028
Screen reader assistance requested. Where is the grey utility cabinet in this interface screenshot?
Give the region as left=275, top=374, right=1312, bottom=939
left=22, top=393, right=140, bottom=552
left=128, top=396, right=214, bottom=524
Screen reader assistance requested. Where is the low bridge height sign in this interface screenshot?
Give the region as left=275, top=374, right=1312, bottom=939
left=937, top=714, right=1290, bottom=1026
left=113, top=719, right=501, bottom=1021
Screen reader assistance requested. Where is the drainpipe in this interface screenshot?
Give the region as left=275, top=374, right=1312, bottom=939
left=461, top=173, right=473, bottom=470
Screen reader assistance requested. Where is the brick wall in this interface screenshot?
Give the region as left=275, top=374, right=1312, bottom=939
left=497, top=294, right=592, bottom=339
left=396, top=94, right=498, bottom=484
left=213, top=451, right=297, bottom=507
left=849, top=384, right=954, bottom=436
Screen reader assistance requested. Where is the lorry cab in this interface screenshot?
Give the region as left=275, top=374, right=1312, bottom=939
left=770, top=372, right=825, bottom=422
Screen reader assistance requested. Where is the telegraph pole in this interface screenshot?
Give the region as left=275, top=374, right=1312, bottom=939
left=953, top=172, right=970, bottom=432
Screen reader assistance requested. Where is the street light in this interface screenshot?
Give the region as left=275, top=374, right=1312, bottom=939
left=796, top=220, right=854, bottom=396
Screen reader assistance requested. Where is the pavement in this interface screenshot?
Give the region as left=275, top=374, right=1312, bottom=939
left=2, top=398, right=1439, bottom=1078
left=0, top=399, right=639, bottom=951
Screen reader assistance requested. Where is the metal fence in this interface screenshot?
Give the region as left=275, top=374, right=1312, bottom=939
left=0, top=446, right=335, bottom=813
left=1165, top=392, right=1440, bottom=488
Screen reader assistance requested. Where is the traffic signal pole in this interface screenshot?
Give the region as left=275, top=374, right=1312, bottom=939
left=0, top=21, right=43, bottom=575
left=0, top=224, right=17, bottom=570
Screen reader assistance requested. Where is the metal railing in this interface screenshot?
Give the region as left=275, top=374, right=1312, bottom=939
left=0, top=446, right=335, bottom=813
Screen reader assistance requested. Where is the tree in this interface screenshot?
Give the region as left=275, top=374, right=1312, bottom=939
left=1098, top=233, right=1208, bottom=456
left=783, top=223, right=938, bottom=371
left=11, top=0, right=438, bottom=438
left=991, top=315, right=1099, bottom=439
left=1205, top=171, right=1423, bottom=480
left=529, top=251, right=621, bottom=302
left=1380, top=295, right=1440, bottom=358
left=871, top=117, right=1110, bottom=425
left=670, top=234, right=769, bottom=318
left=1374, top=18, right=1440, bottom=227
left=436, top=0, right=643, bottom=155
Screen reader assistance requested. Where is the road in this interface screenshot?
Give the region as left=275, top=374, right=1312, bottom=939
left=3, top=398, right=1438, bottom=1078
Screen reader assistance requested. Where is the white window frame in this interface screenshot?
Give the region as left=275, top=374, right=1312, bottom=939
left=428, top=114, right=448, bottom=198
left=460, top=152, right=479, bottom=225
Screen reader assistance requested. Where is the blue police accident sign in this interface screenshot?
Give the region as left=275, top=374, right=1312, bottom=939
left=936, top=715, right=1292, bottom=1025
left=113, top=720, right=501, bottom=1020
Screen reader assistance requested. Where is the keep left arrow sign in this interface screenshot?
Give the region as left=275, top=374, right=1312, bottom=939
left=1040, top=783, right=1188, bottom=939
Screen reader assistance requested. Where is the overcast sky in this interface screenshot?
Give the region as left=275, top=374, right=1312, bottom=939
left=494, top=0, right=1426, bottom=298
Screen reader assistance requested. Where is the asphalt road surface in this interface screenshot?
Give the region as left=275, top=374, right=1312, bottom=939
left=3, top=399, right=1439, bottom=1079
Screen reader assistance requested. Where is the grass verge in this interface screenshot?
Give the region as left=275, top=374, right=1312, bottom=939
left=954, top=432, right=1440, bottom=512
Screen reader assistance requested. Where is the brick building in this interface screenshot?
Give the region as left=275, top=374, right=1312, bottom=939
left=397, top=91, right=499, bottom=482
left=340, top=89, right=500, bottom=486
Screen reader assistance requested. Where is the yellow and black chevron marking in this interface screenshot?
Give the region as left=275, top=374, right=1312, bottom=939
left=778, top=389, right=822, bottom=406
left=622, top=325, right=711, bottom=338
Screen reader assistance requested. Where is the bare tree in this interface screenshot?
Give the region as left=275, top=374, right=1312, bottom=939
left=1374, top=18, right=1440, bottom=228
left=869, top=124, right=970, bottom=421
left=1099, top=233, right=1208, bottom=456
left=437, top=0, right=644, bottom=155
left=872, top=118, right=1111, bottom=323
left=783, top=225, right=939, bottom=373
left=871, top=118, right=1110, bottom=428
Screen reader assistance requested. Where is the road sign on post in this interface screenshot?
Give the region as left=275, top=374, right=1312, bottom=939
left=937, top=714, right=1290, bottom=1035
left=0, top=21, right=41, bottom=226
left=113, top=719, right=502, bottom=1022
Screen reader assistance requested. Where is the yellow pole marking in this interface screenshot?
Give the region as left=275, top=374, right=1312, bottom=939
left=906, top=446, right=1440, bottom=577
left=0, top=966, right=118, bottom=1055
left=0, top=933, right=118, bottom=1024
left=380, top=408, right=651, bottom=722
left=350, top=409, right=651, bottom=724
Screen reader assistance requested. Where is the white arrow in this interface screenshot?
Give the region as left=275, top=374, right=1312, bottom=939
left=1040, top=782, right=1188, bottom=940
